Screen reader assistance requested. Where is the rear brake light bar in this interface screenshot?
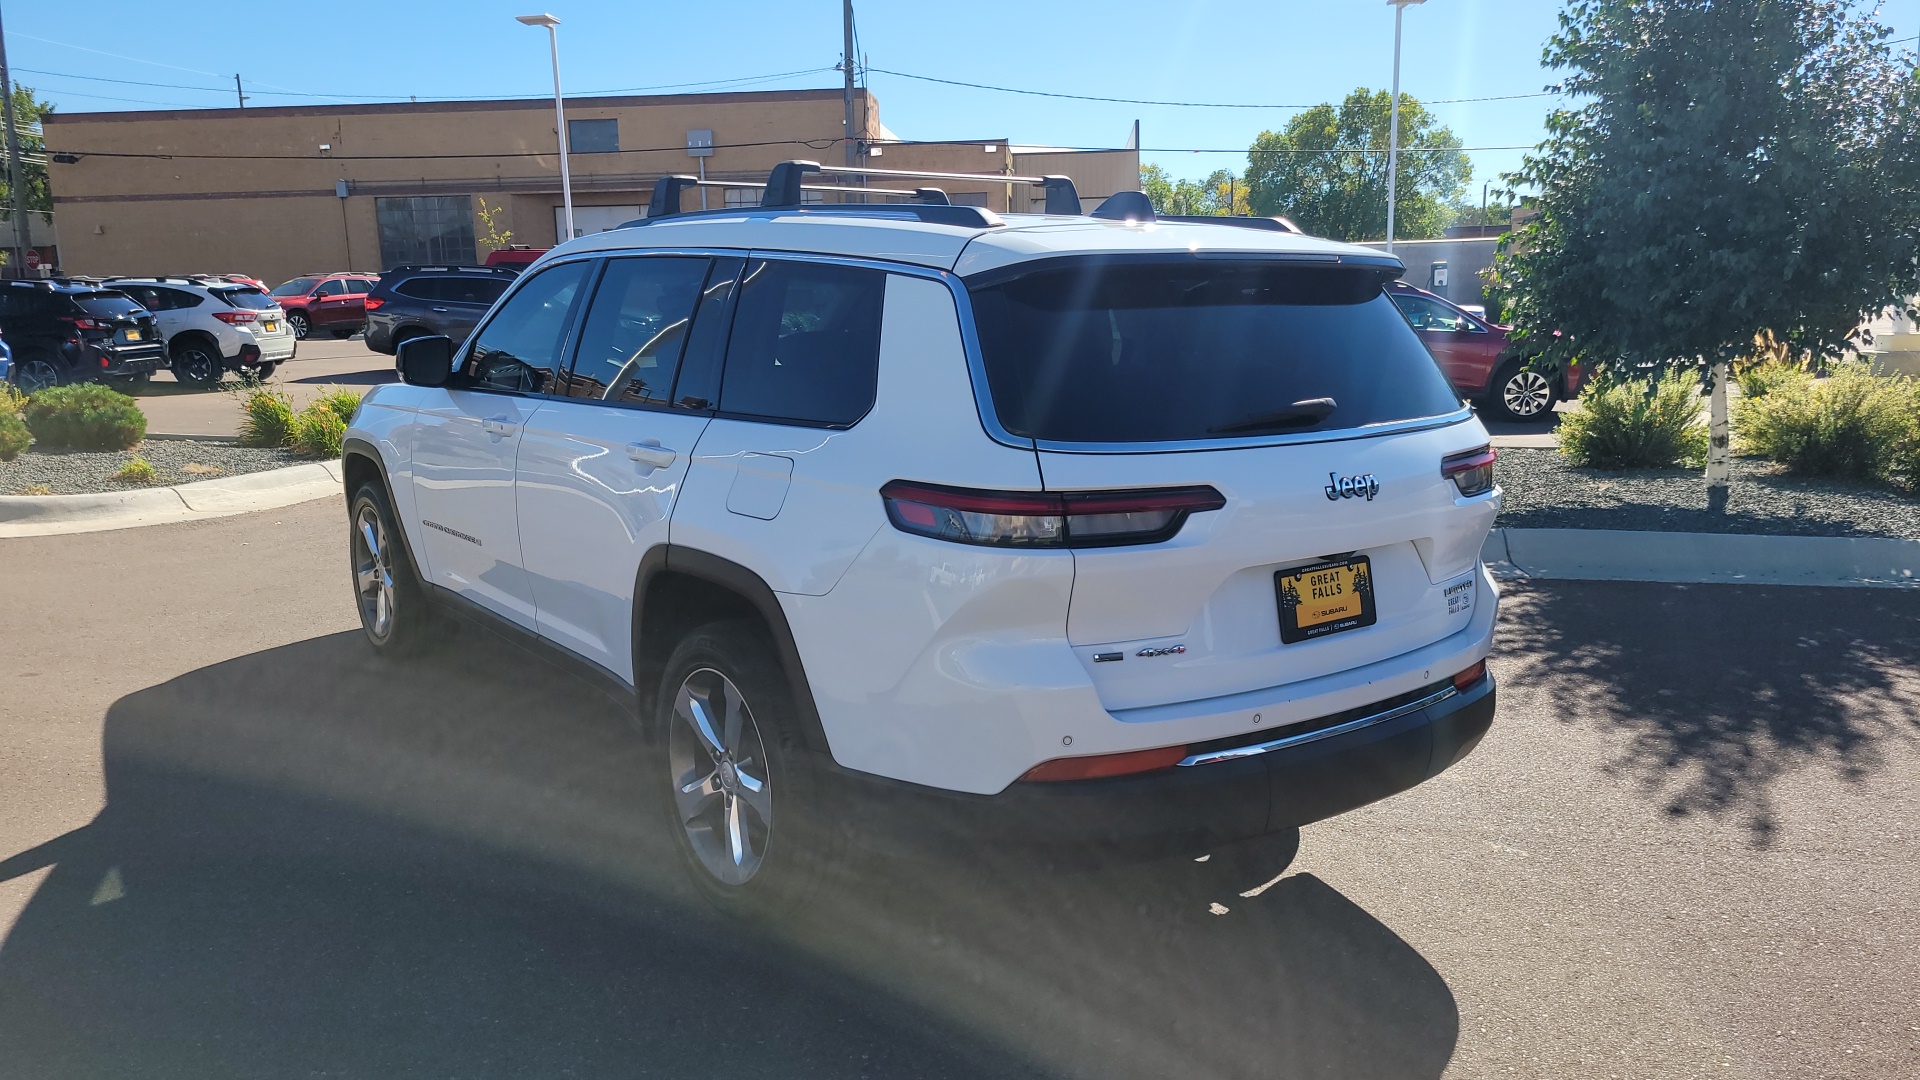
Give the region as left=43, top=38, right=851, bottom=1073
left=1441, top=446, right=1496, bottom=497
left=880, top=481, right=1225, bottom=549
left=211, top=310, right=259, bottom=324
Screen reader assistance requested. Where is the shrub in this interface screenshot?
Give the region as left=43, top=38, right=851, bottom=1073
left=1734, top=359, right=1814, bottom=400
left=1, top=381, right=27, bottom=417
left=113, top=456, right=160, bottom=485
left=22, top=383, right=148, bottom=451
left=290, top=400, right=347, bottom=459
left=312, top=386, right=362, bottom=427
left=236, top=385, right=296, bottom=448
left=1737, top=364, right=1916, bottom=482
left=1557, top=369, right=1708, bottom=469
left=0, top=411, right=28, bottom=461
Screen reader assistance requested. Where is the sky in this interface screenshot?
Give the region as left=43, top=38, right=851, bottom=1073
left=8, top=0, right=1920, bottom=194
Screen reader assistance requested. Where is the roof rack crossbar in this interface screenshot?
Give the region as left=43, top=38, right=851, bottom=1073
left=759, top=159, right=1079, bottom=213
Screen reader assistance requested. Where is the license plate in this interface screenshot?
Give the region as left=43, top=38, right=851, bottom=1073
left=123, top=329, right=142, bottom=341
left=1276, top=556, right=1377, bottom=644
left=264, top=320, right=278, bottom=333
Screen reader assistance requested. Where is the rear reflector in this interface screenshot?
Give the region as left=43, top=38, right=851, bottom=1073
left=1019, top=744, right=1188, bottom=782
left=1452, top=659, right=1487, bottom=692
left=1441, top=446, right=1496, bottom=497
left=880, top=481, right=1225, bottom=549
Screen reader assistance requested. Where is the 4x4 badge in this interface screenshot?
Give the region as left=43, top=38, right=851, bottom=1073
left=1325, top=472, right=1380, bottom=502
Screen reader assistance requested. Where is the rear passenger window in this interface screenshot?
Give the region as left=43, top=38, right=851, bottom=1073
left=395, top=279, right=445, bottom=301
left=718, top=259, right=885, bottom=427
left=560, top=257, right=708, bottom=406
left=463, top=261, right=590, bottom=394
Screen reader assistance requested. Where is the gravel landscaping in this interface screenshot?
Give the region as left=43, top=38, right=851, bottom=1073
left=1495, top=447, right=1920, bottom=539
left=0, top=439, right=309, bottom=496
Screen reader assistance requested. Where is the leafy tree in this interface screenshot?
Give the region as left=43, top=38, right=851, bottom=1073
left=1244, top=88, right=1470, bottom=241
left=1139, top=165, right=1250, bottom=216
left=1493, top=0, right=1920, bottom=487
left=0, top=86, right=52, bottom=263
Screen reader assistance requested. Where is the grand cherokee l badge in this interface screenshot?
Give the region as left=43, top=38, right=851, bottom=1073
left=1325, top=472, right=1380, bottom=501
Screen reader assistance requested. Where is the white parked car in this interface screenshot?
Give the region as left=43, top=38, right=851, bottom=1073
left=341, top=165, right=1501, bottom=912
left=107, top=277, right=296, bottom=388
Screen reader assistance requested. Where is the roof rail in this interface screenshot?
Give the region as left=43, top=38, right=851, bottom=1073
left=760, top=160, right=1080, bottom=214
left=1158, top=214, right=1304, bottom=235
left=648, top=171, right=968, bottom=221
left=383, top=264, right=519, bottom=276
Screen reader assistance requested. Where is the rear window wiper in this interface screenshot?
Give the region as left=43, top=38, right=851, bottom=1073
left=1207, top=398, right=1337, bottom=435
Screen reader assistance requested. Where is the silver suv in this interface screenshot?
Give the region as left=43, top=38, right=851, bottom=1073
left=108, top=277, right=296, bottom=388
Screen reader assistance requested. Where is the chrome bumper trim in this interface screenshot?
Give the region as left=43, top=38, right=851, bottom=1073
left=1176, top=685, right=1458, bottom=768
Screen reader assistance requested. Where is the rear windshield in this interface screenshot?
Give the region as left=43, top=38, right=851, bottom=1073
left=967, top=258, right=1463, bottom=444
left=272, top=278, right=317, bottom=296
left=211, top=287, right=277, bottom=310
left=73, top=292, right=147, bottom=318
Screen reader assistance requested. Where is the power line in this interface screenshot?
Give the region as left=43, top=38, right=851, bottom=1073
left=44, top=135, right=850, bottom=162
left=864, top=67, right=1560, bottom=109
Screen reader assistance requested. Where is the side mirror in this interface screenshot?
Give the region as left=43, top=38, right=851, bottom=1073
left=397, top=335, right=455, bottom=387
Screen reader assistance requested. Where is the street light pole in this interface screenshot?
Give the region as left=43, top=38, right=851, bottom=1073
left=1385, top=0, right=1427, bottom=254
left=517, top=13, right=573, bottom=242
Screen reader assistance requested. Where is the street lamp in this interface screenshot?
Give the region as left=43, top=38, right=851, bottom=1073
left=1385, top=0, right=1427, bottom=254
left=517, top=13, right=574, bottom=242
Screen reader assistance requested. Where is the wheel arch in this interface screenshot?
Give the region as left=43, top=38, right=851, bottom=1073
left=634, top=546, right=830, bottom=754
left=342, top=437, right=427, bottom=591
left=170, top=329, right=224, bottom=357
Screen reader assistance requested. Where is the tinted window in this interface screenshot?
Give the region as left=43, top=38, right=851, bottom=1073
left=1392, top=293, right=1472, bottom=332
left=464, top=261, right=590, bottom=394
left=156, top=288, right=202, bottom=310
left=314, top=280, right=347, bottom=297
left=395, top=279, right=447, bottom=302
left=561, top=257, right=708, bottom=406
left=397, top=277, right=509, bottom=306
left=350, top=279, right=378, bottom=294
left=719, top=260, right=885, bottom=427
left=73, top=293, right=146, bottom=319
left=968, top=259, right=1463, bottom=444
left=272, top=278, right=317, bottom=297
left=668, top=258, right=745, bottom=411
left=212, top=287, right=275, bottom=310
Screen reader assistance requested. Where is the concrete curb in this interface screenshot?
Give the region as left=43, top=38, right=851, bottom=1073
left=0, top=461, right=342, bottom=537
left=1483, top=527, right=1920, bottom=589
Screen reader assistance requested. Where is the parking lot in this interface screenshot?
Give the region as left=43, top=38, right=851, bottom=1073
left=1, top=499, right=1915, bottom=1079
left=128, top=336, right=394, bottom=438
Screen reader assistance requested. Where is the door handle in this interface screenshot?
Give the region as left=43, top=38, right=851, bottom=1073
left=481, top=417, right=517, bottom=437
left=626, top=440, right=678, bottom=470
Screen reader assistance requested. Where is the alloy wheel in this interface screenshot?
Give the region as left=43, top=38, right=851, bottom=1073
left=1502, top=369, right=1554, bottom=418
left=175, top=346, right=219, bottom=386
left=290, top=313, right=310, bottom=339
left=669, top=667, right=773, bottom=886
left=352, top=503, right=395, bottom=640
left=13, top=358, right=60, bottom=394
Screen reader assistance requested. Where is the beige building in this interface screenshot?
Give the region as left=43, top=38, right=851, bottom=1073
left=41, top=88, right=1138, bottom=286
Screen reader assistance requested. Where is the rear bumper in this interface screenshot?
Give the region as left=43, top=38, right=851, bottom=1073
left=830, top=672, right=1495, bottom=856
left=85, top=343, right=164, bottom=377
left=363, top=315, right=396, bottom=353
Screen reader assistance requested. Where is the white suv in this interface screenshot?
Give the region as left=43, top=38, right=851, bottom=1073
left=107, top=277, right=296, bottom=388
left=341, top=166, right=1501, bottom=910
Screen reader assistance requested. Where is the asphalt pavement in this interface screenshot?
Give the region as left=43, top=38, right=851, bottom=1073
left=2, top=501, right=1917, bottom=1079
left=132, top=337, right=394, bottom=437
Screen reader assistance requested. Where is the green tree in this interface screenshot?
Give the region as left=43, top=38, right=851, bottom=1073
left=1493, top=0, right=1920, bottom=488
left=1244, top=88, right=1470, bottom=241
left=0, top=86, right=52, bottom=263
left=1139, top=165, right=1250, bottom=216
left=474, top=199, right=513, bottom=252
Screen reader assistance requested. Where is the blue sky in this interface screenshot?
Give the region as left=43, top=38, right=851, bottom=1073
left=9, top=0, right=1919, bottom=192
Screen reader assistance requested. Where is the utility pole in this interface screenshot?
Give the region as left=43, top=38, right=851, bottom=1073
left=0, top=3, right=28, bottom=275
left=842, top=0, right=857, bottom=167
left=235, top=74, right=247, bottom=108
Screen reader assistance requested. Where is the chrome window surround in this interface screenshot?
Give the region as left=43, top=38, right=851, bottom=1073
left=464, top=244, right=1475, bottom=452
left=1177, top=684, right=1458, bottom=768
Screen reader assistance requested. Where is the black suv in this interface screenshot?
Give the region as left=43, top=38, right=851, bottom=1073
left=363, top=265, right=518, bottom=355
left=0, top=280, right=165, bottom=393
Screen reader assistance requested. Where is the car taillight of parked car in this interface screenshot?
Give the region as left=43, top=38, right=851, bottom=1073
left=362, top=297, right=385, bottom=311
left=211, top=310, right=260, bottom=324
left=60, top=317, right=110, bottom=331
left=1441, top=446, right=1497, bottom=498
left=880, top=481, right=1226, bottom=549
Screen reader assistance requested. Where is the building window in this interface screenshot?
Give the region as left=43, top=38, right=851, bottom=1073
left=375, top=196, right=476, bottom=268
left=949, top=191, right=990, bottom=207
left=568, top=118, right=619, bottom=154
left=724, top=187, right=824, bottom=208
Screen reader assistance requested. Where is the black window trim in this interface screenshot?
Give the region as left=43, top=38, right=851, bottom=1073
left=706, top=250, right=891, bottom=432
left=548, top=252, right=719, bottom=415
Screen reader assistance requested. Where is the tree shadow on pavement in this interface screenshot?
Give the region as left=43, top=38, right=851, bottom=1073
left=0, top=629, right=1457, bottom=1080
left=1497, top=580, right=1920, bottom=846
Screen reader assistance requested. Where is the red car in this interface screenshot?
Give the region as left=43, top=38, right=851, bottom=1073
left=269, top=272, right=381, bottom=340
left=482, top=246, right=549, bottom=269
left=1387, top=282, right=1584, bottom=423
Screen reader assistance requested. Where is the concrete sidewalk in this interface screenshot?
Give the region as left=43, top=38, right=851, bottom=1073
left=0, top=461, right=342, bottom=537
left=1483, top=527, right=1920, bottom=589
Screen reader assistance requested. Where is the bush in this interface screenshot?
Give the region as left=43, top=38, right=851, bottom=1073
left=1557, top=369, right=1708, bottom=469
left=312, top=386, right=362, bottom=427
left=1738, top=364, right=1918, bottom=482
left=0, top=411, right=28, bottom=461
left=113, top=456, right=160, bottom=485
left=290, top=400, right=347, bottom=459
left=1, top=381, right=27, bottom=417
left=22, top=383, right=148, bottom=451
left=1734, top=359, right=1814, bottom=400
left=236, top=385, right=296, bottom=448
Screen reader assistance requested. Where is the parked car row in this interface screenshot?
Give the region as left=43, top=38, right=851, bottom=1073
left=269, top=272, right=381, bottom=340
left=1386, top=281, right=1585, bottom=423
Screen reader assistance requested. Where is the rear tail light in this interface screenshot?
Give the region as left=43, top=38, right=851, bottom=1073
left=879, top=481, right=1226, bottom=549
left=211, top=310, right=259, bottom=324
left=60, top=317, right=109, bottom=331
left=1452, top=659, right=1488, bottom=692
left=362, top=296, right=385, bottom=311
left=1019, top=745, right=1188, bottom=782
left=1441, top=446, right=1496, bottom=497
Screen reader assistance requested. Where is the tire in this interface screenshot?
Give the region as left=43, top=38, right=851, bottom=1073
left=288, top=311, right=311, bottom=339
left=657, top=620, right=838, bottom=917
left=170, top=338, right=223, bottom=389
left=348, top=482, right=432, bottom=656
left=1484, top=359, right=1559, bottom=423
left=12, top=350, right=64, bottom=394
